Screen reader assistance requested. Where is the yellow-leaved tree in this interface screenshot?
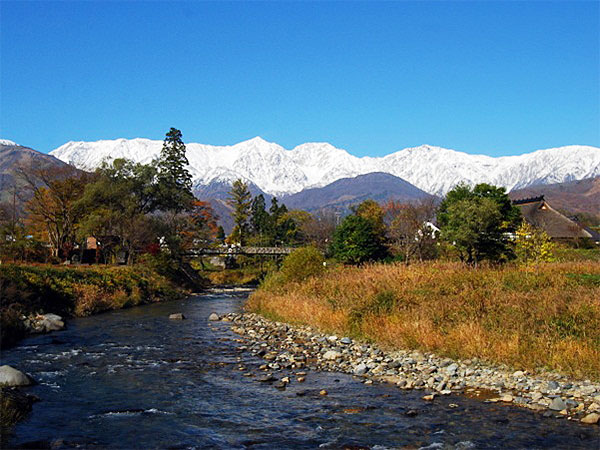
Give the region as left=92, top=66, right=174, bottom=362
left=515, top=221, right=555, bottom=264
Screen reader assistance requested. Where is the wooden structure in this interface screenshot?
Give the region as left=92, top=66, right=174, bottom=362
left=513, top=196, right=597, bottom=241
left=184, top=246, right=295, bottom=257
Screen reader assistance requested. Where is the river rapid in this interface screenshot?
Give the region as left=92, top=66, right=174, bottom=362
left=2, top=289, right=598, bottom=449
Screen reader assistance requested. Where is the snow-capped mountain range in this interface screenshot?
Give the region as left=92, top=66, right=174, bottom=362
left=49, top=137, right=600, bottom=197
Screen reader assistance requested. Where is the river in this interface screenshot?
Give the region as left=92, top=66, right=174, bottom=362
left=2, top=289, right=598, bottom=449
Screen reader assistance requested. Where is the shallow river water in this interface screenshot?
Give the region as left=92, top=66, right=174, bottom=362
left=3, top=290, right=599, bottom=449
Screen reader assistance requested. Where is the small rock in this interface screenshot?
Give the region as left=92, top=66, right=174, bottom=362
left=580, top=413, right=600, bottom=425
left=0, top=366, right=34, bottom=386
left=531, top=392, right=543, bottom=401
left=513, top=370, right=525, bottom=378
left=501, top=395, right=514, bottom=403
left=405, top=409, right=418, bottom=417
left=340, top=337, right=352, bottom=345
left=258, top=374, right=277, bottom=382
left=281, top=377, right=290, bottom=384
left=169, top=313, right=185, bottom=320
left=208, top=313, right=220, bottom=321
left=323, top=350, right=342, bottom=361
left=549, top=397, right=567, bottom=411
left=319, top=389, right=328, bottom=396
left=423, top=394, right=436, bottom=401
left=297, top=377, right=306, bottom=382
left=445, top=363, right=459, bottom=376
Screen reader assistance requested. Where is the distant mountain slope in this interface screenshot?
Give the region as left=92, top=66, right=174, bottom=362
left=510, top=176, right=600, bottom=217
left=50, top=137, right=600, bottom=197
left=0, top=141, right=73, bottom=208
left=283, top=172, right=431, bottom=213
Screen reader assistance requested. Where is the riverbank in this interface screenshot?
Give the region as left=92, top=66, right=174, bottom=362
left=220, top=311, right=600, bottom=425
left=0, top=263, right=199, bottom=349
left=248, top=261, right=600, bottom=381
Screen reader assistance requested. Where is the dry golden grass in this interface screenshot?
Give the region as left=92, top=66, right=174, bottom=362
left=248, top=261, right=600, bottom=380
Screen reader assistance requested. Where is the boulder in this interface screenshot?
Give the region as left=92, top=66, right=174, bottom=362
left=30, top=313, right=65, bottom=333
left=580, top=413, right=599, bottom=425
left=208, top=313, right=220, bottom=321
left=0, top=365, right=34, bottom=386
left=169, top=313, right=185, bottom=320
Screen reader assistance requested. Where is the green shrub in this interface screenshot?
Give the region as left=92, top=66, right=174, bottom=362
left=262, top=247, right=325, bottom=290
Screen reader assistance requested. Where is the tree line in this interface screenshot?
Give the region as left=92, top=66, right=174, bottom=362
left=0, top=128, right=216, bottom=265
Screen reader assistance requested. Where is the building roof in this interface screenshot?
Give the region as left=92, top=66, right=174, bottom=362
left=513, top=197, right=592, bottom=240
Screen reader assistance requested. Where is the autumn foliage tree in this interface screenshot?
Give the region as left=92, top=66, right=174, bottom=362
left=21, top=166, right=88, bottom=260
left=385, top=198, right=437, bottom=263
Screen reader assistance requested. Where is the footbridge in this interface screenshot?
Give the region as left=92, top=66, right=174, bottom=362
left=184, top=246, right=295, bottom=257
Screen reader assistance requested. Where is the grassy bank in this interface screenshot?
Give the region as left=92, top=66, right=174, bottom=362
left=248, top=261, right=600, bottom=380
left=0, top=263, right=186, bottom=348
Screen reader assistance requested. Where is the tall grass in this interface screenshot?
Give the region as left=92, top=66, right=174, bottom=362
left=248, top=261, right=600, bottom=380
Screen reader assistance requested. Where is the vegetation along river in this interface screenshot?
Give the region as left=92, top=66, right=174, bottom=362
left=3, top=289, right=598, bottom=449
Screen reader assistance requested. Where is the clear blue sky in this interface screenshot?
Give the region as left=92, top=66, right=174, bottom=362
left=1, top=1, right=598, bottom=157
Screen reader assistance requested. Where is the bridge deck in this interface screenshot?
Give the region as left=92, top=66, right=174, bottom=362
left=185, top=246, right=295, bottom=256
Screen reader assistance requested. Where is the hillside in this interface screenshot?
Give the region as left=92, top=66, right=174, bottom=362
left=0, top=141, right=73, bottom=209
left=283, top=172, right=431, bottom=213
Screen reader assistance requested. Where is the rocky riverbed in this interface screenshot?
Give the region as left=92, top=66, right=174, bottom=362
left=220, top=311, right=600, bottom=426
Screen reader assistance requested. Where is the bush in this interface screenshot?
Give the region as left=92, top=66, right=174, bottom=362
left=280, top=247, right=325, bottom=282
left=262, top=246, right=325, bottom=290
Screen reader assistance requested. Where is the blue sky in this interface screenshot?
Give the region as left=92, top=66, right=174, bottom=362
left=1, top=1, right=598, bottom=157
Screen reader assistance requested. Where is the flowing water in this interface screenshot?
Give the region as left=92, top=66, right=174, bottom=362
left=2, top=290, right=598, bottom=449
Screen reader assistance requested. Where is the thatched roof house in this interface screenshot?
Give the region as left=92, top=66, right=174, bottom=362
left=513, top=195, right=597, bottom=241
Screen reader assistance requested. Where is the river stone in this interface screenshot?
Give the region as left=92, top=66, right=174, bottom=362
left=208, top=313, right=220, bottom=321
left=445, top=363, right=459, bottom=376
left=353, top=363, right=367, bottom=375
left=0, top=366, right=33, bottom=386
left=323, top=350, right=342, bottom=360
left=340, top=337, right=352, bottom=345
left=580, top=413, right=600, bottom=424
left=169, top=313, right=185, bottom=320
left=549, top=397, right=567, bottom=411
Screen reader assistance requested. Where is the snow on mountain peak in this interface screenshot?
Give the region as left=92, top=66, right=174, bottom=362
left=49, top=138, right=600, bottom=197
left=0, top=139, right=17, bottom=146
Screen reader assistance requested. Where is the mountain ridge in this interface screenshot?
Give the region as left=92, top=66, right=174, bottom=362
left=40, top=136, right=600, bottom=197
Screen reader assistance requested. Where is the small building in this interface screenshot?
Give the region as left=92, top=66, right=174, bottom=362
left=513, top=196, right=597, bottom=242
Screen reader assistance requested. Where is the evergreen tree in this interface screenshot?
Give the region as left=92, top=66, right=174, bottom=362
left=331, top=215, right=387, bottom=264
left=437, top=183, right=520, bottom=264
left=250, top=194, right=269, bottom=240
left=156, top=128, right=194, bottom=213
left=216, top=225, right=226, bottom=244
left=228, top=179, right=252, bottom=245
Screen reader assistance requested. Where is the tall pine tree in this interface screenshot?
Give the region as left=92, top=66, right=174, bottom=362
left=156, top=128, right=194, bottom=213
left=228, top=179, right=252, bottom=245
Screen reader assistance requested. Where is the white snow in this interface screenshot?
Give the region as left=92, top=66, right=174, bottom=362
left=49, top=137, right=600, bottom=196
left=0, top=139, right=17, bottom=146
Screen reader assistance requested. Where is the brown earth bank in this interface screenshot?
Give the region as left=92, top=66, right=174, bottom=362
left=248, top=261, right=600, bottom=382
left=0, top=262, right=206, bottom=349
